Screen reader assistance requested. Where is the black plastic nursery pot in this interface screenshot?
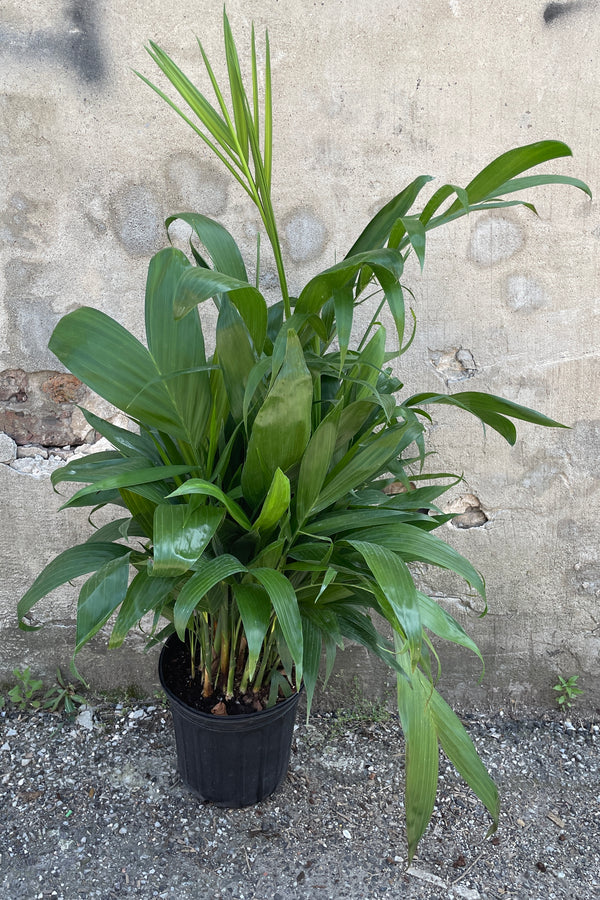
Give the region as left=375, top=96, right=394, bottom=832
left=158, top=634, right=301, bottom=807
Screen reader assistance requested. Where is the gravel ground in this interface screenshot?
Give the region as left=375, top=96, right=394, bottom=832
left=0, top=696, right=598, bottom=900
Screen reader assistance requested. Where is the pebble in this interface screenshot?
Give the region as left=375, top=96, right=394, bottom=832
left=452, top=887, right=481, bottom=900
left=407, top=866, right=446, bottom=887
left=75, top=706, right=95, bottom=731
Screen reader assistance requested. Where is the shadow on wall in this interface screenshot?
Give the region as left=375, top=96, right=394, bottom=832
left=0, top=0, right=105, bottom=84
left=543, top=2, right=592, bottom=25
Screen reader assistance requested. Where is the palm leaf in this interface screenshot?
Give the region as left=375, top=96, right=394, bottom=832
left=250, top=568, right=303, bottom=686
left=75, top=553, right=131, bottom=652
left=145, top=247, right=211, bottom=447
left=152, top=505, right=224, bottom=577
left=242, top=330, right=313, bottom=507
left=215, top=295, right=258, bottom=422
left=49, top=308, right=187, bottom=440
left=18, top=543, right=131, bottom=629
left=396, top=656, right=439, bottom=863
left=173, top=555, right=247, bottom=639
left=346, top=175, right=433, bottom=257
left=232, top=583, right=272, bottom=679
left=109, top=570, right=178, bottom=648
left=429, top=679, right=499, bottom=833
left=349, top=540, right=421, bottom=663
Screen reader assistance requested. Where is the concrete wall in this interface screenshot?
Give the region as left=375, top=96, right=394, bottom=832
left=1, top=0, right=598, bottom=709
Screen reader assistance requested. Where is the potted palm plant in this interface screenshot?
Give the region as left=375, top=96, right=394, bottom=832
left=18, top=11, right=590, bottom=861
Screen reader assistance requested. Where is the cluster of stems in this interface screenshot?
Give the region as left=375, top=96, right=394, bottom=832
left=187, top=590, right=282, bottom=699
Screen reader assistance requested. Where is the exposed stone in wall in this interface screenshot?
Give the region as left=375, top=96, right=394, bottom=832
left=444, top=493, right=489, bottom=529
left=8, top=452, right=70, bottom=479
left=1, top=433, right=114, bottom=479
left=0, top=431, right=17, bottom=464
left=0, top=366, right=125, bottom=478
left=428, top=347, right=477, bottom=384
left=0, top=368, right=93, bottom=447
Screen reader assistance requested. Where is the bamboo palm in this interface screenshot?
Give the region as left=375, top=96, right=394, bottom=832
left=18, top=11, right=591, bottom=863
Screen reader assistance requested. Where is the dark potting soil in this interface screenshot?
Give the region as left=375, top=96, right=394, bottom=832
left=161, top=639, right=294, bottom=716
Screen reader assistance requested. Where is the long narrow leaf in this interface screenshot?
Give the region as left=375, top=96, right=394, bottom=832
left=313, top=420, right=421, bottom=515
left=300, top=615, right=323, bottom=718
left=232, top=583, right=272, bottom=680
left=166, top=212, right=248, bottom=280
left=168, top=479, right=252, bottom=531
left=109, top=570, right=178, bottom=648
left=481, top=173, right=591, bottom=202
left=78, top=408, right=159, bottom=460
left=216, top=295, right=257, bottom=422
left=75, top=553, right=131, bottom=652
left=242, top=330, right=313, bottom=508
left=346, top=176, right=433, bottom=257
left=396, top=654, right=439, bottom=863
left=152, top=505, right=224, bottom=576
left=18, top=543, right=131, bottom=629
left=144, top=42, right=236, bottom=152
left=145, top=248, right=211, bottom=446
left=51, top=453, right=136, bottom=489
left=444, top=140, right=573, bottom=217
left=61, top=464, right=198, bottom=509
left=417, top=592, right=484, bottom=671
left=295, top=404, right=341, bottom=526
left=173, top=555, right=247, bottom=639
left=429, top=682, right=499, bottom=833
left=49, top=308, right=187, bottom=440
left=223, top=10, right=250, bottom=162
left=173, top=265, right=267, bottom=351
left=252, top=468, right=291, bottom=533
left=405, top=391, right=565, bottom=445
left=251, top=568, right=303, bottom=686
left=349, top=541, right=421, bottom=663
left=344, top=522, right=486, bottom=600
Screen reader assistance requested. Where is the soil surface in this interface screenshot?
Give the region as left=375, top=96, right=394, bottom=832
left=1, top=697, right=598, bottom=899
left=160, top=639, right=289, bottom=716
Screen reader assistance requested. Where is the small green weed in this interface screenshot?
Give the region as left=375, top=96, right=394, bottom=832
left=42, top=668, right=87, bottom=715
left=552, top=675, right=584, bottom=710
left=7, top=665, right=86, bottom=715
left=329, top=677, right=392, bottom=736
left=8, top=667, right=43, bottom=709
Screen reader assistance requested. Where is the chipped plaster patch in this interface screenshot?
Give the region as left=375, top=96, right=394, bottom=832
left=506, top=274, right=548, bottom=312
left=110, top=184, right=163, bottom=257
left=429, top=347, right=477, bottom=384
left=470, top=217, right=523, bottom=266
left=444, top=493, right=489, bottom=529
left=283, top=209, right=327, bottom=263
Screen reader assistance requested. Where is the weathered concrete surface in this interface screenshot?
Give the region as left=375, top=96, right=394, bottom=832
left=1, top=0, right=598, bottom=708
